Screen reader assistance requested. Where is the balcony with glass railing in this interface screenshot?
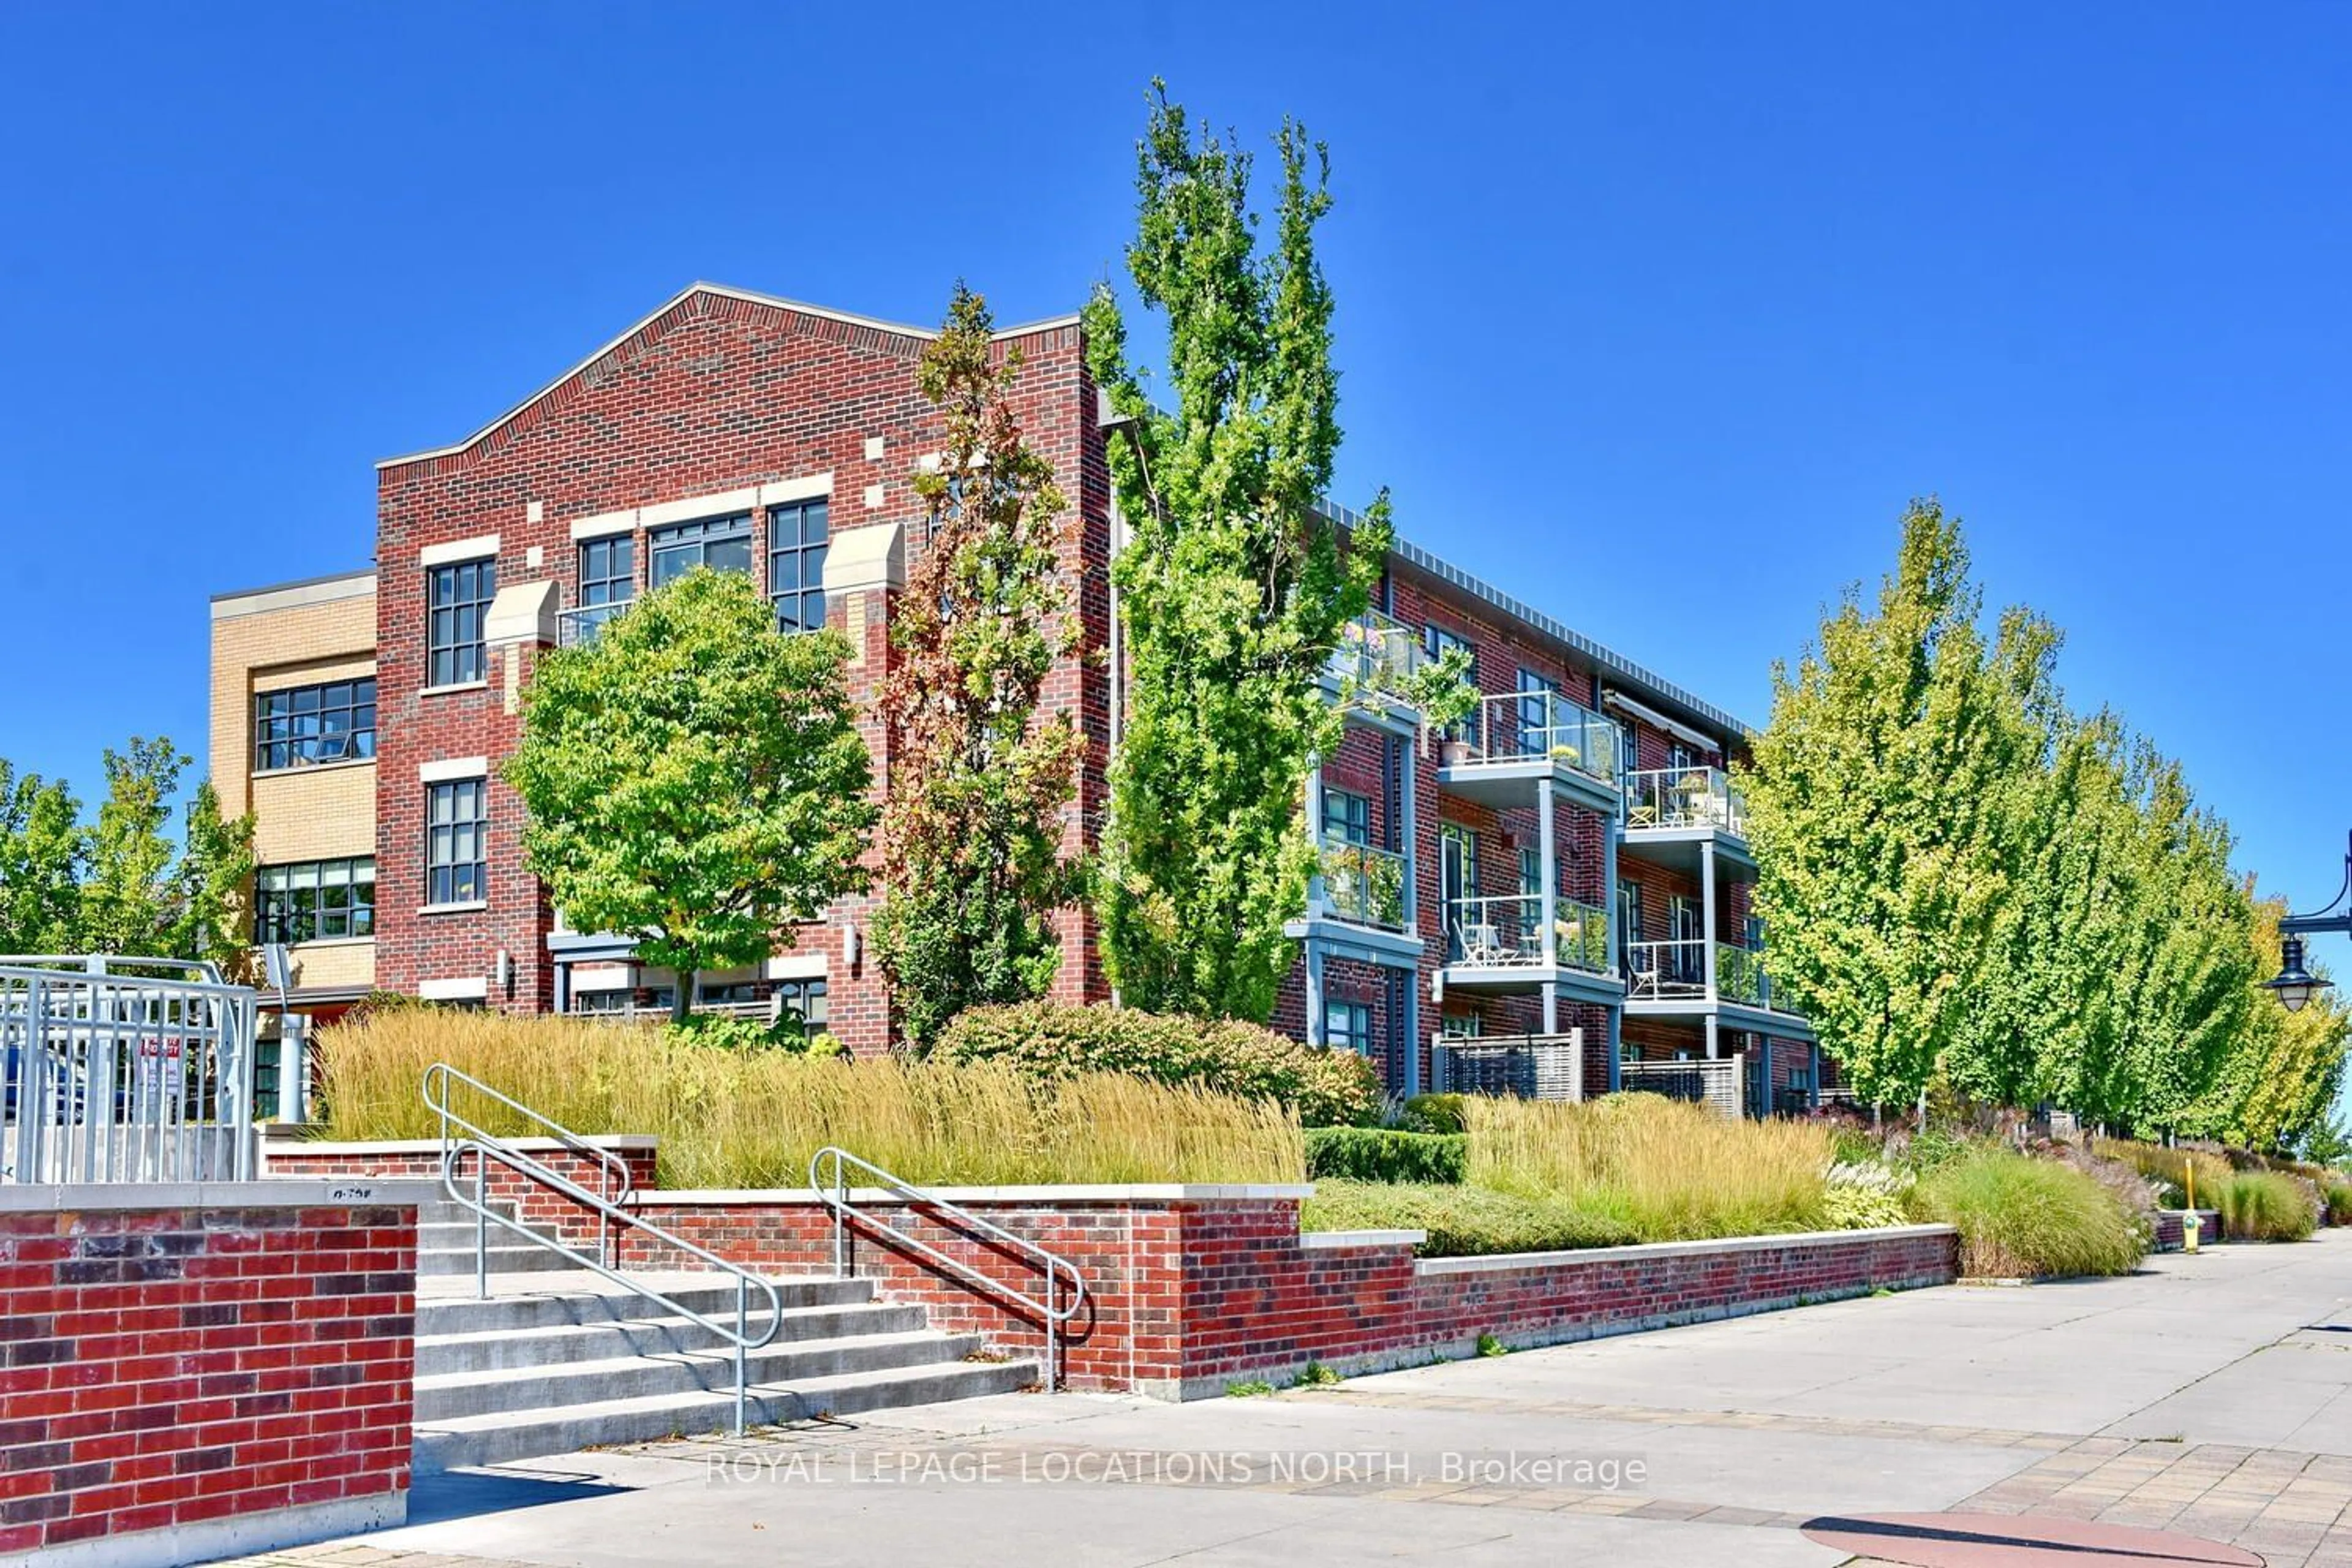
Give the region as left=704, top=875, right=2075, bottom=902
left=1624, top=938, right=1777, bottom=1009
left=1325, top=608, right=1425, bottom=699
left=1312, top=837, right=1409, bottom=933
left=1437, top=691, right=1624, bottom=813
left=1624, top=766, right=1747, bottom=842
left=1442, top=894, right=1611, bottom=975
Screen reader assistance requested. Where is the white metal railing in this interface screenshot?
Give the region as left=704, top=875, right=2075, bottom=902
left=573, top=998, right=778, bottom=1025
left=1314, top=837, right=1409, bottom=931
left=425, top=1063, right=781, bottom=1435
left=1624, top=940, right=1775, bottom=1006
left=1327, top=608, right=1425, bottom=696
left=1444, top=692, right=1623, bottom=784
left=810, top=1145, right=1085, bottom=1392
left=1432, top=1031, right=1585, bottom=1100
left=558, top=601, right=630, bottom=647
left=2, top=956, right=258, bottom=1183
left=1624, top=766, right=1747, bottom=837
left=1619, top=1054, right=1745, bottom=1120
left=1443, top=895, right=1611, bottom=973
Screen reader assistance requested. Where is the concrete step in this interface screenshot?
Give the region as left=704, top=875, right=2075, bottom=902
left=418, top=1240, right=580, bottom=1276
left=413, top=1357, right=1039, bottom=1474
left=413, top=1329, right=985, bottom=1420
left=416, top=1300, right=930, bottom=1376
left=415, top=1271, right=877, bottom=1335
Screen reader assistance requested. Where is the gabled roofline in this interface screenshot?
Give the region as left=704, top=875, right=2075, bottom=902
left=376, top=281, right=1084, bottom=472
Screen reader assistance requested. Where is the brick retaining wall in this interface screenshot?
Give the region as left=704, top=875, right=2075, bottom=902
left=624, top=1187, right=1958, bottom=1398
left=0, top=1178, right=433, bottom=1567
left=263, top=1134, right=655, bottom=1251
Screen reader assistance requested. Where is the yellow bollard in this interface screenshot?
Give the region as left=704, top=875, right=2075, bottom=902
left=2184, top=1161, right=2200, bottom=1254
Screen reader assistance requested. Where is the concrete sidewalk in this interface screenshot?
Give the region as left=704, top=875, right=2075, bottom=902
left=222, top=1231, right=2352, bottom=1567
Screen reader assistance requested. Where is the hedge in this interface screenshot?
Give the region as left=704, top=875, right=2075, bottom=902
left=1305, top=1128, right=1466, bottom=1185
left=933, top=1001, right=1382, bottom=1127
left=1302, top=1180, right=1638, bottom=1257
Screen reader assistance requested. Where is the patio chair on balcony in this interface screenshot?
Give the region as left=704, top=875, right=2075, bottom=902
left=1461, top=922, right=1509, bottom=965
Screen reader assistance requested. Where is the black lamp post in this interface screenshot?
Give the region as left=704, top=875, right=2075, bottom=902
left=2265, top=831, right=2351, bottom=1012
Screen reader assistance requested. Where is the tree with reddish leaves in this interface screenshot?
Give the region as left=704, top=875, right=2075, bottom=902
left=872, top=285, right=1085, bottom=1049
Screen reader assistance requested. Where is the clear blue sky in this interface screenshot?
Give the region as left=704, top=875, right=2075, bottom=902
left=4, top=4, right=2349, bottom=940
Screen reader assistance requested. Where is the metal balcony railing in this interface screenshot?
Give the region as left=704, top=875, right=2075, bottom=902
left=1444, top=895, right=1610, bottom=973
left=1442, top=692, right=1623, bottom=785
left=1624, top=766, right=1747, bottom=837
left=558, top=601, right=631, bottom=647
left=1327, top=608, right=1425, bottom=696
left=1432, top=1033, right=1586, bottom=1100
left=1314, top=837, right=1408, bottom=932
left=1624, top=940, right=1776, bottom=1008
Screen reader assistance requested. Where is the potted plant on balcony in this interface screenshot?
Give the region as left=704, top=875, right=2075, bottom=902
left=1547, top=742, right=1583, bottom=769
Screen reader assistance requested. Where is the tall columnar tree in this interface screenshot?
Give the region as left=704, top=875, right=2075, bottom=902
left=505, top=568, right=876, bottom=1021
left=2203, top=893, right=2352, bottom=1153
left=1742, top=500, right=2053, bottom=1107
left=1086, top=81, right=1389, bottom=1020
left=870, top=285, right=1085, bottom=1049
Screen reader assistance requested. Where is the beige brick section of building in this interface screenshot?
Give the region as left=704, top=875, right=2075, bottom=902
left=209, top=570, right=379, bottom=998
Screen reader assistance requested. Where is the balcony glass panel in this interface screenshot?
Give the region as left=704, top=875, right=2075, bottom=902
left=1450, top=692, right=1622, bottom=784
left=1624, top=766, right=1747, bottom=835
left=1315, top=837, right=1408, bottom=931
left=1444, top=895, right=1610, bottom=973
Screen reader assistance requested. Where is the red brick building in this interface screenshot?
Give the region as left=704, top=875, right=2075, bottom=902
left=219, top=280, right=1825, bottom=1115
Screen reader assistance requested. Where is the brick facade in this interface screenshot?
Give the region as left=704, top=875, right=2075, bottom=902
left=0, top=1183, right=422, bottom=1564
left=212, top=278, right=1823, bottom=1088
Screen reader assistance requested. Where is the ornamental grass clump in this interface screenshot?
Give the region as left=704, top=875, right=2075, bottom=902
left=2217, top=1170, right=2317, bottom=1242
left=1465, top=1093, right=1836, bottom=1241
left=315, top=1010, right=1302, bottom=1187
left=1301, top=1180, right=1638, bottom=1257
left=1908, top=1148, right=2144, bottom=1279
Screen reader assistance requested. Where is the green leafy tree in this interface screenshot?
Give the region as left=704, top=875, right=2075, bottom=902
left=0, top=761, right=83, bottom=954
left=80, top=738, right=195, bottom=956
left=2199, top=892, right=2350, bottom=1153
left=505, top=568, right=876, bottom=1022
left=871, top=284, right=1085, bottom=1048
left=1086, top=81, right=1388, bottom=1020
left=1743, top=500, right=2052, bottom=1107
left=173, top=778, right=257, bottom=974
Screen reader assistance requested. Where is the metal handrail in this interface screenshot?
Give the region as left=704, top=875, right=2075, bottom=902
left=809, top=1145, right=1085, bottom=1391
left=423, top=1062, right=635, bottom=1265
left=424, top=1063, right=782, bottom=1436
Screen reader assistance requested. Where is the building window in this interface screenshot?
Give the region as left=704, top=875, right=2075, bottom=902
left=255, top=857, right=375, bottom=944
left=774, top=978, right=828, bottom=1036
left=1323, top=998, right=1373, bottom=1056
left=649, top=514, right=753, bottom=587
left=427, top=559, right=496, bottom=687
left=1668, top=739, right=1700, bottom=775
left=767, top=499, right=830, bottom=633
left=1619, top=877, right=1644, bottom=970
left=579, top=535, right=634, bottom=611
left=570, top=989, right=633, bottom=1016
left=1320, top=788, right=1371, bottom=846
left=426, top=778, right=488, bottom=905
left=1516, top=670, right=1561, bottom=756
left=253, top=678, right=376, bottom=771
left=1441, top=1012, right=1483, bottom=1039
left=1518, top=845, right=1544, bottom=944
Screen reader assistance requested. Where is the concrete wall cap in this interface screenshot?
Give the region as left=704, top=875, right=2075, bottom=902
left=260, top=1134, right=658, bottom=1156
left=639, top=1183, right=1316, bottom=1205
left=1300, top=1229, right=1425, bottom=1250
left=1414, top=1222, right=1959, bottom=1276
left=0, top=1177, right=442, bottom=1213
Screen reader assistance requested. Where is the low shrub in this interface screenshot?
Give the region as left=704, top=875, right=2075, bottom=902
left=933, top=1001, right=1381, bottom=1127
left=1302, top=1180, right=1639, bottom=1257
left=2218, top=1171, right=2317, bottom=1242
left=2326, top=1185, right=2352, bottom=1227
left=1823, top=1161, right=1913, bottom=1230
left=1305, top=1128, right=1466, bottom=1185
left=1401, top=1093, right=1469, bottom=1135
left=2096, top=1140, right=2233, bottom=1208
left=662, top=1013, right=839, bottom=1054
left=317, top=1011, right=1303, bottom=1186
left=1909, top=1149, right=2145, bottom=1279
left=1468, top=1093, right=1836, bottom=1241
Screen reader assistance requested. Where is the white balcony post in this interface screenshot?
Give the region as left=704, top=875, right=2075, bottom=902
left=1538, top=778, right=1558, bottom=968
left=1305, top=940, right=1326, bottom=1047
left=1701, top=848, right=1719, bottom=1001
left=1303, top=752, right=1325, bottom=915
left=1705, top=1014, right=1720, bottom=1061
left=1398, top=734, right=1417, bottom=933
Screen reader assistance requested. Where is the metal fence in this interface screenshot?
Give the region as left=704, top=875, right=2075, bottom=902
left=1431, top=1031, right=1586, bottom=1101
left=1, top=957, right=260, bottom=1183
left=1618, top=1054, right=1745, bottom=1120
